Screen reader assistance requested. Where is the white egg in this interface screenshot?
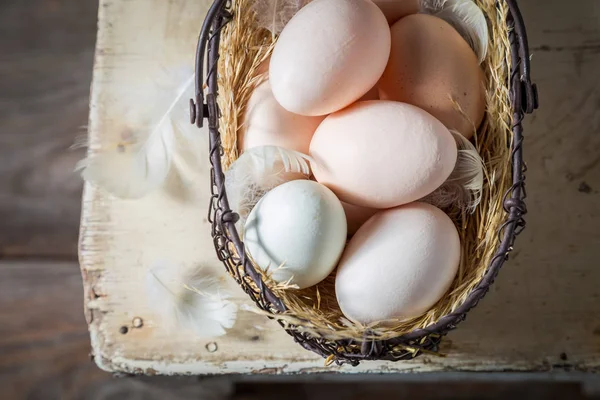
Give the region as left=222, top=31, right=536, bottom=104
left=335, top=202, right=460, bottom=324
left=245, top=180, right=347, bottom=289
left=269, top=0, right=391, bottom=116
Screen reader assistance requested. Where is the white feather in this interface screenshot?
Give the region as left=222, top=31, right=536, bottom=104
left=146, top=263, right=237, bottom=338
left=225, top=146, right=312, bottom=232
left=420, top=0, right=489, bottom=63
left=78, top=74, right=196, bottom=199
left=422, top=131, right=484, bottom=212
left=252, top=0, right=311, bottom=35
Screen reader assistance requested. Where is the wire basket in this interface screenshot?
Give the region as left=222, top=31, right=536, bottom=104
left=190, top=0, right=538, bottom=366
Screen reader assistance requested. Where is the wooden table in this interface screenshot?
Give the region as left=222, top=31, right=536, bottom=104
left=80, top=0, right=600, bottom=375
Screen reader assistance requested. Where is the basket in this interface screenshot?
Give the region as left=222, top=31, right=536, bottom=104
left=190, top=0, right=538, bottom=365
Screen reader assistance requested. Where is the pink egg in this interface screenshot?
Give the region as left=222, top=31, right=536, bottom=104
left=378, top=15, right=485, bottom=138
left=342, top=201, right=378, bottom=236
left=310, top=101, right=457, bottom=209
left=358, top=86, right=380, bottom=102
left=269, top=0, right=391, bottom=116
left=240, top=81, right=325, bottom=154
left=372, top=0, right=420, bottom=25
left=336, top=202, right=460, bottom=324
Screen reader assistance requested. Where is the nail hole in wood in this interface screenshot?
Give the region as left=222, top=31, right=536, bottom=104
left=206, top=342, right=218, bottom=352
left=132, top=317, right=143, bottom=328
left=119, top=326, right=129, bottom=335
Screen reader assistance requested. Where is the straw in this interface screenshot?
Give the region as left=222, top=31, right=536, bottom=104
left=217, top=0, right=513, bottom=342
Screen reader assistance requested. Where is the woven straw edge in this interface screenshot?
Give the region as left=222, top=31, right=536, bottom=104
left=217, top=0, right=514, bottom=342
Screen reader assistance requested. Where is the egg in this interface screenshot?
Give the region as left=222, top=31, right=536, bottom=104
left=342, top=202, right=377, bottom=236
left=310, top=100, right=457, bottom=209
left=335, top=202, right=460, bottom=324
left=269, top=0, right=391, bottom=116
left=244, top=180, right=347, bottom=289
left=256, top=57, right=270, bottom=76
left=358, top=86, right=380, bottom=102
left=372, top=0, right=419, bottom=25
left=378, top=14, right=486, bottom=138
left=239, top=81, right=325, bottom=154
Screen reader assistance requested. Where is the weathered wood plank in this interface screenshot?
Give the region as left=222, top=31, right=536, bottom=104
left=0, top=0, right=97, bottom=259
left=80, top=0, right=600, bottom=375
left=0, top=261, right=234, bottom=400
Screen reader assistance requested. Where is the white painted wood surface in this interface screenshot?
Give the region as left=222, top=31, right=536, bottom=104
left=80, top=0, right=600, bottom=375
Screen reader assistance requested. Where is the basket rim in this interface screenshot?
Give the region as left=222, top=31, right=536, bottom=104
left=190, top=0, right=538, bottom=364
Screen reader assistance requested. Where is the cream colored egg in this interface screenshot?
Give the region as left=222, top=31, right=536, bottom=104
left=336, top=202, right=460, bottom=324
left=378, top=14, right=485, bottom=139
left=310, top=100, right=457, bottom=209
left=244, top=180, right=347, bottom=289
left=239, top=81, right=325, bottom=154
left=372, top=0, right=419, bottom=25
left=269, top=0, right=391, bottom=116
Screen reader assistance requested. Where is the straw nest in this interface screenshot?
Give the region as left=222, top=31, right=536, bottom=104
left=217, top=0, right=513, bottom=342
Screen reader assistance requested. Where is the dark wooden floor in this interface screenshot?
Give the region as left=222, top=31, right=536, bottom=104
left=0, top=1, right=110, bottom=398
left=0, top=0, right=598, bottom=399
left=0, top=0, right=93, bottom=259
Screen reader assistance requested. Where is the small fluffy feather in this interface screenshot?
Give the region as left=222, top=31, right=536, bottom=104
left=252, top=0, right=311, bottom=36
left=146, top=263, right=237, bottom=337
left=78, top=74, right=196, bottom=199
left=422, top=131, right=484, bottom=212
left=420, top=0, right=489, bottom=63
left=225, top=145, right=312, bottom=232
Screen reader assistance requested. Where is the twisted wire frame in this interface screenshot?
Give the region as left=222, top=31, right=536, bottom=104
left=189, top=0, right=539, bottom=366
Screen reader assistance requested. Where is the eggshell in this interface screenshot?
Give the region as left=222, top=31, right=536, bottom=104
left=358, top=86, right=380, bottom=102
left=256, top=57, right=270, bottom=76
left=372, top=0, right=419, bottom=25
left=269, top=0, right=391, bottom=116
left=336, top=202, right=460, bottom=324
left=244, top=180, right=347, bottom=289
left=310, top=100, right=457, bottom=208
left=342, top=202, right=377, bottom=236
left=239, top=81, right=325, bottom=154
left=378, top=14, right=486, bottom=139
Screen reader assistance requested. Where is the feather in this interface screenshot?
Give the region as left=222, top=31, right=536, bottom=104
left=78, top=74, right=196, bottom=199
left=252, top=0, right=311, bottom=35
left=422, top=131, right=484, bottom=212
left=420, top=0, right=489, bottom=63
left=225, top=145, right=312, bottom=232
left=146, top=263, right=237, bottom=337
